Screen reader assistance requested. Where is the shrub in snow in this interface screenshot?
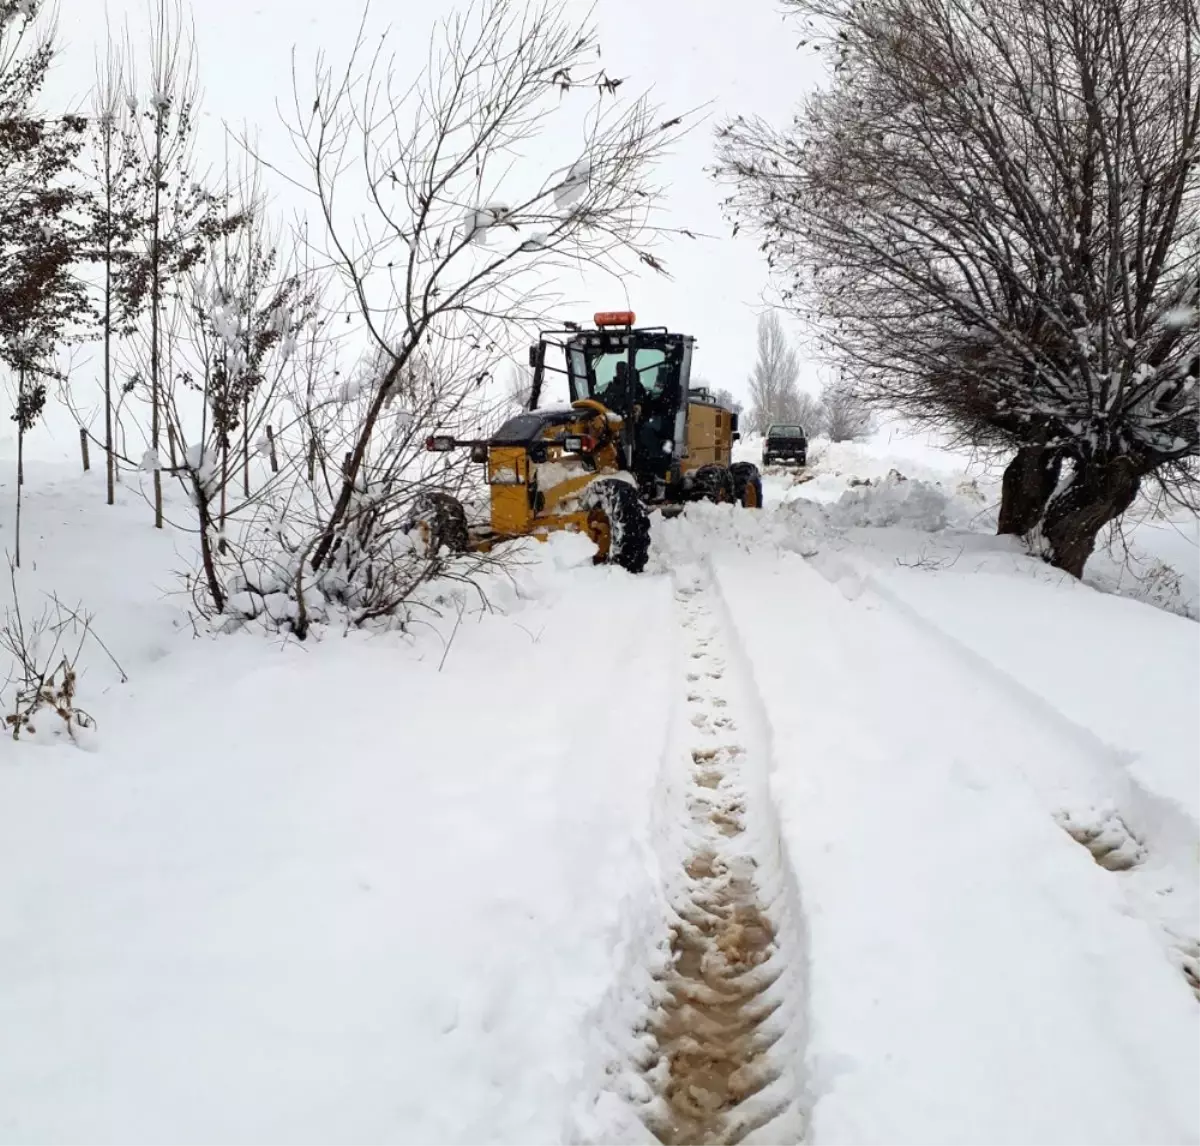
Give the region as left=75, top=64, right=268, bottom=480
left=211, top=469, right=502, bottom=640
left=1133, top=560, right=1196, bottom=621
left=3, top=658, right=94, bottom=746
left=0, top=586, right=107, bottom=748
left=1086, top=553, right=1198, bottom=623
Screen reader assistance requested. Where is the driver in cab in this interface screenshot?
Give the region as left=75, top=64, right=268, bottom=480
left=598, top=359, right=645, bottom=414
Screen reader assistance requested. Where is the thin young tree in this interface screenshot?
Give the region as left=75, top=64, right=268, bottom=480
left=162, top=200, right=315, bottom=613
left=718, top=0, right=1199, bottom=576
left=120, top=0, right=240, bottom=528
left=85, top=25, right=144, bottom=505
left=281, top=0, right=691, bottom=580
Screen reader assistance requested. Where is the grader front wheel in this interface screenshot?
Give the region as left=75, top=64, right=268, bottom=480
left=406, top=491, right=469, bottom=557
left=581, top=479, right=651, bottom=573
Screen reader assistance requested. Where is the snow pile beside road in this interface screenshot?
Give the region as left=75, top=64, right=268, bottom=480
left=825, top=470, right=955, bottom=532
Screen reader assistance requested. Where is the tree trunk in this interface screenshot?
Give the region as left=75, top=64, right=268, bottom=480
left=243, top=392, right=250, bottom=497
left=192, top=473, right=226, bottom=613
left=1040, top=456, right=1142, bottom=579
left=997, top=444, right=1063, bottom=535
left=218, top=441, right=228, bottom=556
left=14, top=423, right=23, bottom=569
left=150, top=112, right=165, bottom=530
left=310, top=354, right=408, bottom=570
left=103, top=129, right=115, bottom=507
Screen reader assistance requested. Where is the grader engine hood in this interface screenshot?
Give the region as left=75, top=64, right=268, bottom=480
left=490, top=408, right=583, bottom=449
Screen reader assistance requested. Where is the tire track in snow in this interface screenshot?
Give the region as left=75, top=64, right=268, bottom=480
left=812, top=552, right=1200, bottom=1007
left=1055, top=805, right=1200, bottom=1002
left=626, top=567, right=807, bottom=1146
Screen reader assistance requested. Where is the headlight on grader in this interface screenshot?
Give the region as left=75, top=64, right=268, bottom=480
left=425, top=435, right=456, bottom=452
left=562, top=433, right=595, bottom=453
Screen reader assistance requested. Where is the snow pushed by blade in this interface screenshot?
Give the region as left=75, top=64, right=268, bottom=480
left=648, top=501, right=823, bottom=571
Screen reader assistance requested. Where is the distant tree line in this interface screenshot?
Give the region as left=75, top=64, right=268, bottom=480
left=744, top=311, right=871, bottom=440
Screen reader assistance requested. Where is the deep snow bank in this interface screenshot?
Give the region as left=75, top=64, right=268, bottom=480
left=0, top=527, right=676, bottom=1144
left=840, top=543, right=1200, bottom=828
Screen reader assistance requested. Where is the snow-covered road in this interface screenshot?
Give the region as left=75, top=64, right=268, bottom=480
left=1, top=444, right=1197, bottom=1145
left=715, top=550, right=1197, bottom=1144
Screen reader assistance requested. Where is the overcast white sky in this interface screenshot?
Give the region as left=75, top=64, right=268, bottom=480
left=23, top=0, right=828, bottom=458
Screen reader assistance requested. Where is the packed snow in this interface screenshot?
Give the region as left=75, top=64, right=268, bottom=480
left=1, top=423, right=1196, bottom=1145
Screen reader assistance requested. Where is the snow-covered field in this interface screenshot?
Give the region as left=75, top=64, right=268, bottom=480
left=1, top=426, right=1197, bottom=1144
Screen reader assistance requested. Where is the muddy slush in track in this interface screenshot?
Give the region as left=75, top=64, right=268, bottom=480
left=632, top=573, right=806, bottom=1146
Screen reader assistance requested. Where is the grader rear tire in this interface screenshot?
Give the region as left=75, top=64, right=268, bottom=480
left=581, top=478, right=651, bottom=573
left=730, top=462, right=764, bottom=509
left=690, top=464, right=736, bottom=504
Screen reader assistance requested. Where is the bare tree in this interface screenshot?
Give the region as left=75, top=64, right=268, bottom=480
left=821, top=379, right=871, bottom=441
left=1, top=563, right=109, bottom=744
left=792, top=388, right=825, bottom=437
left=278, top=0, right=690, bottom=585
left=718, top=0, right=1199, bottom=577
left=747, top=310, right=803, bottom=432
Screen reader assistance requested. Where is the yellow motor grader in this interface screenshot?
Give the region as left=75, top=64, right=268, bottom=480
left=412, top=311, right=762, bottom=573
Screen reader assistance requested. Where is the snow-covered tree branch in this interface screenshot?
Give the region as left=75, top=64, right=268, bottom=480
left=718, top=0, right=1199, bottom=576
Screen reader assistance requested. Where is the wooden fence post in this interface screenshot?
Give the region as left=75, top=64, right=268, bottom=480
left=80, top=427, right=91, bottom=472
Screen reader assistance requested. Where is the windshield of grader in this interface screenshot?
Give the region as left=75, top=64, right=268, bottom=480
left=566, top=341, right=676, bottom=412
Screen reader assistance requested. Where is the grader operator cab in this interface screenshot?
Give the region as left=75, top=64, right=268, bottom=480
left=414, top=311, right=762, bottom=574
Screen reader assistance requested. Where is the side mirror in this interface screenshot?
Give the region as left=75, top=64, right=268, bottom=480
left=469, top=443, right=488, bottom=463
left=528, top=344, right=540, bottom=368
left=732, top=430, right=741, bottom=441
